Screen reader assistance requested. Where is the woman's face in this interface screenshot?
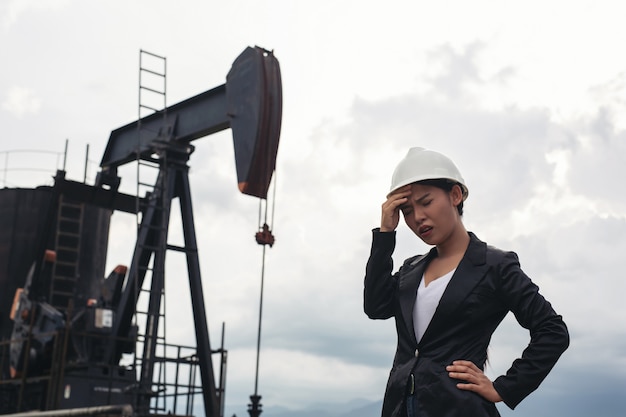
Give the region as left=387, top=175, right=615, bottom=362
left=399, top=182, right=464, bottom=246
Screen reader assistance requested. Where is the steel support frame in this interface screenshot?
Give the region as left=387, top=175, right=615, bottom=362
left=105, top=143, right=219, bottom=417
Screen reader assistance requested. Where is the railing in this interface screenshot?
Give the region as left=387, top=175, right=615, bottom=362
left=0, top=329, right=206, bottom=417
left=0, top=143, right=99, bottom=188
left=0, top=149, right=65, bottom=188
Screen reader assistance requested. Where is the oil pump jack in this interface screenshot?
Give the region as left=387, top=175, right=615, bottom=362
left=0, top=46, right=281, bottom=417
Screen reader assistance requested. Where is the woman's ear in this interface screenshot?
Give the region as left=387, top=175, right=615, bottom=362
left=450, top=184, right=463, bottom=206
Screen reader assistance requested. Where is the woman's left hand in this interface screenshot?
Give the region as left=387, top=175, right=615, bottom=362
left=446, top=360, right=503, bottom=403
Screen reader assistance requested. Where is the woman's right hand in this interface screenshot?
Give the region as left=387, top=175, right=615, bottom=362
left=380, top=185, right=411, bottom=232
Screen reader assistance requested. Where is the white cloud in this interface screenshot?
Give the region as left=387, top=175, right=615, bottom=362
left=224, top=347, right=388, bottom=409
left=0, top=0, right=69, bottom=29
left=2, top=86, right=42, bottom=118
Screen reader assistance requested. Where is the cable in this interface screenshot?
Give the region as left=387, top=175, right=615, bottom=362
left=252, top=170, right=277, bottom=397
left=253, top=242, right=267, bottom=396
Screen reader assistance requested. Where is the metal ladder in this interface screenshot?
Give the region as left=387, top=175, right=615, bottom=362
left=49, top=195, right=84, bottom=312
left=135, top=49, right=169, bottom=416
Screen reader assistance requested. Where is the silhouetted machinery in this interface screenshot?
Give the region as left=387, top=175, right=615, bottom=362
left=0, top=46, right=281, bottom=417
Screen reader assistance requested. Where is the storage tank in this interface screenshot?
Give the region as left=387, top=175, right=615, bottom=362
left=0, top=185, right=113, bottom=343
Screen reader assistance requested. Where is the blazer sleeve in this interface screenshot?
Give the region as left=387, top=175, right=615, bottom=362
left=363, top=228, right=398, bottom=319
left=491, top=250, right=570, bottom=409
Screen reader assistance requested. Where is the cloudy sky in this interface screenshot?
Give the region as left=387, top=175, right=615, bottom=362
left=2, top=1, right=625, bottom=416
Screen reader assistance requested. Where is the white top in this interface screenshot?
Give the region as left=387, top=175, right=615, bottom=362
left=413, top=269, right=455, bottom=343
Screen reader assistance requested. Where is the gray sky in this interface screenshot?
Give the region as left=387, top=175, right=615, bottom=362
left=2, top=1, right=625, bottom=416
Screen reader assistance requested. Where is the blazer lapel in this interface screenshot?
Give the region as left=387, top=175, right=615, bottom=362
left=398, top=249, right=436, bottom=344
left=420, top=233, right=489, bottom=343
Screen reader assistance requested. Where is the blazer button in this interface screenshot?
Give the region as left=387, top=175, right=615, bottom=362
left=414, top=349, right=419, bottom=358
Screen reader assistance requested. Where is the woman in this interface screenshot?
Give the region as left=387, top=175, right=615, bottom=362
left=364, top=147, right=569, bottom=417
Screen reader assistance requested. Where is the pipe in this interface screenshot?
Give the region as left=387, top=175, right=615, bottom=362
left=84, top=144, right=89, bottom=183
left=1, top=404, right=134, bottom=417
left=63, top=139, right=68, bottom=171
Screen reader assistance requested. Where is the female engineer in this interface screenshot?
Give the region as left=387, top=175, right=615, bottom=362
left=364, top=147, right=569, bottom=417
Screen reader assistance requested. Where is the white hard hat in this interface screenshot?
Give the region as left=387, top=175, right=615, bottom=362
left=388, top=147, right=468, bottom=199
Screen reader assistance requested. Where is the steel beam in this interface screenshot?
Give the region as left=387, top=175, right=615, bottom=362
left=100, top=84, right=229, bottom=169
left=178, top=167, right=220, bottom=417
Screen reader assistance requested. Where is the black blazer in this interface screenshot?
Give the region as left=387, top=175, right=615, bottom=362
left=364, top=230, right=569, bottom=417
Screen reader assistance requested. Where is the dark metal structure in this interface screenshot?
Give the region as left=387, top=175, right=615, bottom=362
left=0, top=46, right=282, bottom=417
